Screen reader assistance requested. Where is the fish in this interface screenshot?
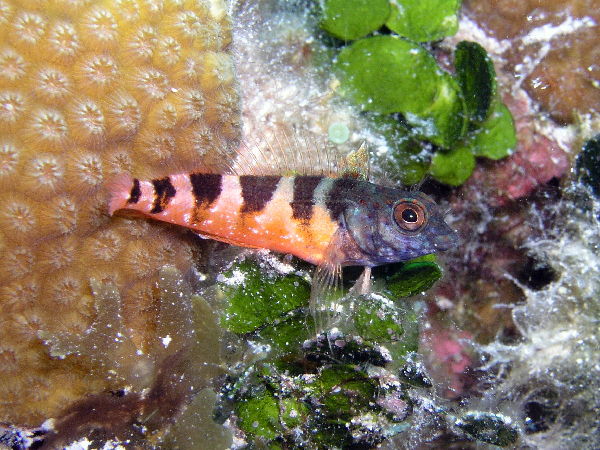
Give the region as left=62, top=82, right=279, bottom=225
left=107, top=144, right=458, bottom=329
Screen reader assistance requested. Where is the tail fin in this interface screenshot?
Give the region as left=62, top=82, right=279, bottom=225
left=106, top=174, right=135, bottom=215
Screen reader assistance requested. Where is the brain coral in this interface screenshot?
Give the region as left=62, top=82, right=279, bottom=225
left=0, top=0, right=240, bottom=428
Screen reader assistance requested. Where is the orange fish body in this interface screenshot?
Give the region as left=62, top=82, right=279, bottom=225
left=108, top=172, right=457, bottom=269
left=109, top=174, right=338, bottom=265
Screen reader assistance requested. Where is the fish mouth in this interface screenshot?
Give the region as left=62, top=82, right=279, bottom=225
left=433, top=226, right=460, bottom=251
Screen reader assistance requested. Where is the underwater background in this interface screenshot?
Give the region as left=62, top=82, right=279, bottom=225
left=0, top=0, right=598, bottom=448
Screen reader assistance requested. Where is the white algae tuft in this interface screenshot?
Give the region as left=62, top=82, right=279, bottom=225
left=475, top=183, right=600, bottom=448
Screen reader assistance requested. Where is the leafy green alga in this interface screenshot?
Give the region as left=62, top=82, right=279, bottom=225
left=429, top=100, right=515, bottom=185
left=228, top=361, right=387, bottom=448
left=323, top=1, right=517, bottom=187
left=215, top=254, right=440, bottom=447
left=374, top=114, right=431, bottom=185
left=455, top=40, right=497, bottom=124
left=469, top=102, right=517, bottom=160
left=429, top=145, right=476, bottom=186
left=218, top=260, right=310, bottom=334
left=386, top=259, right=443, bottom=298
left=354, top=294, right=404, bottom=342
left=319, top=365, right=377, bottom=415
left=236, top=389, right=282, bottom=441
left=257, top=309, right=312, bottom=354
left=387, top=0, right=461, bottom=42
left=334, top=35, right=467, bottom=147
left=354, top=292, right=420, bottom=365
left=415, top=72, right=468, bottom=148
left=335, top=36, right=439, bottom=114
left=319, top=0, right=390, bottom=41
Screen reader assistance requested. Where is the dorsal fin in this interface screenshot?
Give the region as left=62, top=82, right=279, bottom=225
left=339, top=142, right=370, bottom=181
left=193, top=129, right=370, bottom=180
left=225, top=131, right=345, bottom=177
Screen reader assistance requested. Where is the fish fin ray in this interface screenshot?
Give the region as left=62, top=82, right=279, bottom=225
left=106, top=173, right=135, bottom=215
left=349, top=266, right=372, bottom=297
left=340, top=142, right=370, bottom=181
left=310, top=228, right=348, bottom=334
left=232, top=130, right=342, bottom=177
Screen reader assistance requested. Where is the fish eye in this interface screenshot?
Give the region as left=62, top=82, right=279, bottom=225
left=393, top=201, right=427, bottom=232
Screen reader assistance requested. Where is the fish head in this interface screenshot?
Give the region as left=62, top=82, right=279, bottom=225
left=343, top=187, right=458, bottom=266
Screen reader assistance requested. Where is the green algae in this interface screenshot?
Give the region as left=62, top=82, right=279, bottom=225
left=214, top=257, right=434, bottom=447
left=228, top=360, right=386, bottom=448
left=333, top=36, right=516, bottom=186
left=387, top=138, right=431, bottom=186
left=319, top=0, right=461, bottom=43
left=334, top=35, right=469, bottom=149
left=387, top=0, right=461, bottom=42
left=386, top=259, right=443, bottom=299
left=218, top=259, right=310, bottom=335
left=354, top=292, right=420, bottom=366
left=469, top=103, right=517, bottom=160
left=429, top=145, right=476, bottom=186
left=319, top=0, right=516, bottom=187
left=419, top=72, right=469, bottom=148
left=236, top=388, right=286, bottom=442
left=318, top=364, right=378, bottom=417
left=375, top=114, right=431, bottom=185
left=455, top=41, right=497, bottom=124
left=335, top=36, right=449, bottom=112
left=354, top=294, right=405, bottom=342
left=319, top=0, right=390, bottom=41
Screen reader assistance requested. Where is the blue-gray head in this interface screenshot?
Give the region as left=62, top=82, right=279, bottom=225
left=340, top=183, right=458, bottom=266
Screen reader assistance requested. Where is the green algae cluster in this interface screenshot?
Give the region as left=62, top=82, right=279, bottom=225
left=219, top=259, right=311, bottom=335
left=319, top=1, right=516, bottom=186
left=215, top=257, right=444, bottom=447
left=211, top=254, right=528, bottom=447
left=320, top=0, right=460, bottom=42
left=320, top=0, right=391, bottom=41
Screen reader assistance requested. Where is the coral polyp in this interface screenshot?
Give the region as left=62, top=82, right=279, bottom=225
left=25, top=108, right=69, bottom=150
left=76, top=54, right=120, bottom=97
left=0, top=91, right=25, bottom=126
left=44, top=22, right=80, bottom=64
left=32, top=67, right=72, bottom=103
left=0, top=47, right=28, bottom=83
left=80, top=7, right=119, bottom=51
left=23, top=153, right=64, bottom=195
left=10, top=11, right=46, bottom=51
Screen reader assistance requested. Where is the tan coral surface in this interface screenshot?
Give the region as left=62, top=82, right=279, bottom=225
left=464, top=0, right=599, bottom=123
left=0, top=0, right=239, bottom=426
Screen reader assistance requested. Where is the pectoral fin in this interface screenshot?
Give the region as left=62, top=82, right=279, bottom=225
left=310, top=227, right=375, bottom=335
left=309, top=228, right=349, bottom=334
